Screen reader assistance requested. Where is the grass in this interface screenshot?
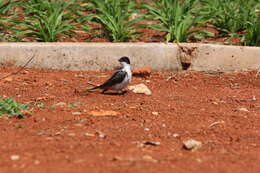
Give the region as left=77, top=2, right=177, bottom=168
left=243, top=15, right=260, bottom=46
left=143, top=0, right=212, bottom=42
left=199, top=0, right=258, bottom=36
left=0, top=0, right=259, bottom=46
left=0, top=0, right=18, bottom=41
left=87, top=0, right=143, bottom=42
left=0, top=98, right=29, bottom=119
left=17, top=0, right=79, bottom=42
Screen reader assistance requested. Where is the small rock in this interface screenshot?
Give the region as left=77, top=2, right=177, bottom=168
left=152, top=112, right=159, bottom=116
left=10, top=155, right=20, bottom=161
left=132, top=66, right=152, bottom=77
left=142, top=155, right=158, bottom=163
left=74, top=74, right=84, bottom=78
left=183, top=139, right=202, bottom=151
left=89, top=110, right=118, bottom=117
left=72, top=112, right=81, bottom=115
left=144, top=128, right=150, bottom=131
left=4, top=76, right=13, bottom=82
left=84, top=133, right=95, bottom=137
left=98, top=134, right=106, bottom=139
left=21, top=110, right=33, bottom=117
left=96, top=131, right=106, bottom=139
left=196, top=158, right=202, bottom=163
left=74, top=123, right=83, bottom=127
left=54, top=131, right=62, bottom=136
left=237, top=107, right=249, bottom=112
left=68, top=133, right=76, bottom=137
left=55, top=102, right=67, bottom=107
left=128, top=84, right=152, bottom=95
left=34, top=160, right=40, bottom=165
left=172, top=133, right=180, bottom=138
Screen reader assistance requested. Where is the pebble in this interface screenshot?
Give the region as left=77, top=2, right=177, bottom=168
left=4, top=76, right=13, bottom=82
left=89, top=110, right=118, bottom=117
left=74, top=123, right=83, bottom=127
left=152, top=112, right=159, bottom=116
left=183, top=139, right=202, bottom=151
left=96, top=131, right=106, bottom=139
left=98, top=134, right=106, bottom=139
left=128, top=84, right=152, bottom=95
left=72, top=112, right=81, bottom=115
left=172, top=133, right=180, bottom=138
left=84, top=133, right=95, bottom=137
left=142, top=155, right=158, bottom=163
left=10, top=155, right=20, bottom=161
left=144, top=128, right=150, bottom=131
left=68, top=133, right=76, bottom=137
left=34, top=160, right=40, bottom=165
left=55, top=102, right=67, bottom=107
left=237, top=107, right=249, bottom=112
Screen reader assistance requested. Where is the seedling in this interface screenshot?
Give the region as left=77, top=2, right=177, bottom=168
left=16, top=124, right=23, bottom=129
left=144, top=0, right=211, bottom=42
left=68, top=101, right=81, bottom=108
left=199, top=0, right=254, bottom=36
left=18, top=0, right=79, bottom=42
left=243, top=15, right=260, bottom=46
left=0, top=0, right=18, bottom=41
left=0, top=98, right=29, bottom=119
left=88, top=0, right=143, bottom=42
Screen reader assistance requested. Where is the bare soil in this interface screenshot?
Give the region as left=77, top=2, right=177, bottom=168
left=0, top=67, right=259, bottom=173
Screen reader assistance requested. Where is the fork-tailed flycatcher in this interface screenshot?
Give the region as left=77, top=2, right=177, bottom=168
left=88, top=56, right=132, bottom=94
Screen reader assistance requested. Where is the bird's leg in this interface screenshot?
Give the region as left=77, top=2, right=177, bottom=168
left=101, top=89, right=108, bottom=94
left=118, top=90, right=127, bottom=95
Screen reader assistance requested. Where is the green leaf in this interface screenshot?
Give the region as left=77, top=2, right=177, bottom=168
left=0, top=98, right=28, bottom=119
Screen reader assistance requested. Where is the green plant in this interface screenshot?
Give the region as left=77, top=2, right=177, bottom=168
left=87, top=0, right=142, bottom=42
left=0, top=0, right=13, bottom=28
left=0, top=0, right=18, bottom=41
left=144, top=0, right=211, bottom=42
left=199, top=0, right=256, bottom=36
left=16, top=124, right=23, bottom=129
left=243, top=15, right=260, bottom=46
left=68, top=101, right=81, bottom=108
left=18, top=0, right=79, bottom=42
left=0, top=98, right=29, bottom=118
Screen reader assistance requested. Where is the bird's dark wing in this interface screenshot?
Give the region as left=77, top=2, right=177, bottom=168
left=98, top=70, right=127, bottom=89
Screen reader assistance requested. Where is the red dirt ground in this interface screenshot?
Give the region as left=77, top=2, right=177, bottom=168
left=0, top=67, right=259, bottom=173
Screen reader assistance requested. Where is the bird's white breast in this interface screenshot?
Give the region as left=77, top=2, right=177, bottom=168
left=111, top=64, right=131, bottom=90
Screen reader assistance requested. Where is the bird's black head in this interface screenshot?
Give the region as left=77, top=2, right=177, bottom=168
left=118, top=56, right=130, bottom=64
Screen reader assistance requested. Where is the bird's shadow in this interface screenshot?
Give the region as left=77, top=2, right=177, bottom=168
left=102, top=91, right=127, bottom=96
left=74, top=89, right=127, bottom=96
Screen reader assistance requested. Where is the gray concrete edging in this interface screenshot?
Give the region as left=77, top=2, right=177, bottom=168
left=0, top=42, right=259, bottom=72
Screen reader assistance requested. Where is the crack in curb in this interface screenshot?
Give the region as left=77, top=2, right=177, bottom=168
left=176, top=44, right=198, bottom=70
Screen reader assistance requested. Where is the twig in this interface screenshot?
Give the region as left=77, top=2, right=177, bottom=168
left=0, top=54, right=35, bottom=81
left=166, top=73, right=176, bottom=81
left=208, top=121, right=222, bottom=128
left=87, top=81, right=98, bottom=87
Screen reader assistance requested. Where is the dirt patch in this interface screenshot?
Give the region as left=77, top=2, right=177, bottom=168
left=0, top=67, right=260, bottom=173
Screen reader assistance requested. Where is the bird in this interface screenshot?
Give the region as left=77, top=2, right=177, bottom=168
left=88, top=56, right=132, bottom=94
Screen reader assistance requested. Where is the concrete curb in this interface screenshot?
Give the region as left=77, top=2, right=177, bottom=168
left=192, top=44, right=260, bottom=71
left=0, top=43, right=259, bottom=72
